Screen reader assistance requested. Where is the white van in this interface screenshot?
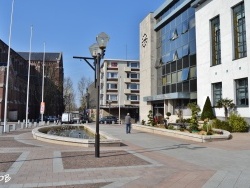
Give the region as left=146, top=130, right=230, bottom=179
left=61, top=113, right=73, bottom=124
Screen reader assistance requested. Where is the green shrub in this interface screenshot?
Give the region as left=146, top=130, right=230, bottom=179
left=211, top=119, right=232, bottom=132
left=228, top=113, right=249, bottom=132
left=202, top=122, right=212, bottom=132
left=168, top=125, right=174, bottom=130
left=201, top=96, right=216, bottom=120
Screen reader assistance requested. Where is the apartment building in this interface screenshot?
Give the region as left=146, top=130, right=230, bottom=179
left=100, top=59, right=140, bottom=121
left=140, top=0, right=197, bottom=122
left=192, top=0, right=250, bottom=122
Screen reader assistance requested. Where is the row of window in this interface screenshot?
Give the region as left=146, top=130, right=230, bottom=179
left=163, top=79, right=197, bottom=94
left=107, top=61, right=139, bottom=68
left=212, top=78, right=248, bottom=107
left=106, top=83, right=139, bottom=90
left=160, top=7, right=196, bottom=63
left=106, top=72, right=140, bottom=79
left=211, top=2, right=246, bottom=66
left=105, top=94, right=140, bottom=101
left=162, top=66, right=196, bottom=85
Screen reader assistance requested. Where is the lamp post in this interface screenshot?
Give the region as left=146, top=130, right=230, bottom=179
left=107, top=100, right=112, bottom=116
left=73, top=32, right=109, bottom=158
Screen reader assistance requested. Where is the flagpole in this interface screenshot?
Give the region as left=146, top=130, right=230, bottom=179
left=41, top=42, right=45, bottom=122
left=119, top=76, right=121, bottom=124
left=25, top=26, right=33, bottom=128
left=3, top=0, right=15, bottom=133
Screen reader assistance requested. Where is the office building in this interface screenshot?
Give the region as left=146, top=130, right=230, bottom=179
left=192, top=0, right=249, bottom=122
left=140, top=0, right=197, bottom=122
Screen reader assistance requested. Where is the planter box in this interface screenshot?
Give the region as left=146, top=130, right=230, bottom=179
left=132, top=124, right=231, bottom=143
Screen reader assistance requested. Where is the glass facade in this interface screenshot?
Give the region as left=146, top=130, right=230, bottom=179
left=158, top=5, right=196, bottom=95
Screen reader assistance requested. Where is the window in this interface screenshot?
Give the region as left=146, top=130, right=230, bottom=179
left=107, top=94, right=117, bottom=101
left=189, top=67, right=196, bottom=79
left=171, top=72, right=177, bottom=83
left=233, top=2, right=247, bottom=59
left=162, top=76, right=167, bottom=85
left=182, top=44, right=189, bottom=56
left=127, top=95, right=139, bottom=101
left=127, top=73, right=139, bottom=79
left=166, top=74, right=171, bottom=84
left=212, top=82, right=222, bottom=106
left=177, top=71, right=182, bottom=82
left=171, top=29, right=178, bottom=40
left=127, top=83, right=139, bottom=90
left=109, top=62, right=117, bottom=67
left=127, top=62, right=139, bottom=68
left=235, top=78, right=248, bottom=106
left=107, top=83, right=117, bottom=89
left=181, top=67, right=189, bottom=81
left=107, top=72, right=118, bottom=78
left=173, top=51, right=178, bottom=61
left=182, top=20, right=189, bottom=34
left=211, top=16, right=221, bottom=65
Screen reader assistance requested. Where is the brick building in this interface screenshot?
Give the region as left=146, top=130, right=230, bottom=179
left=0, top=39, right=64, bottom=121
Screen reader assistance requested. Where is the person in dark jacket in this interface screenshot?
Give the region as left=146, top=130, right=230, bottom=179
left=124, top=113, right=131, bottom=134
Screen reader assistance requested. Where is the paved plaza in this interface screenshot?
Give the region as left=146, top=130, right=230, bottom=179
left=0, top=123, right=250, bottom=188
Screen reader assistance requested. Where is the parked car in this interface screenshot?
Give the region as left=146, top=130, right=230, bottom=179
left=47, top=115, right=58, bottom=122
left=99, top=116, right=118, bottom=124
left=80, top=114, right=92, bottom=123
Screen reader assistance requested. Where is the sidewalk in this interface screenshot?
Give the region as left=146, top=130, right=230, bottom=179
left=0, top=123, right=250, bottom=188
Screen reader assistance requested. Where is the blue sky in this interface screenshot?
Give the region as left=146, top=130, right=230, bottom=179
left=0, top=0, right=164, bottom=105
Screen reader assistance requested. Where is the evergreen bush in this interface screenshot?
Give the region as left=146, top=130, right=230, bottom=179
left=147, top=110, right=155, bottom=126
left=201, top=96, right=216, bottom=120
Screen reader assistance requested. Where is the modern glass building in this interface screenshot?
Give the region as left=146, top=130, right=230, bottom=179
left=140, top=0, right=197, bottom=122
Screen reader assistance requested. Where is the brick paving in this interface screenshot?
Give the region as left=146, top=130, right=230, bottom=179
left=0, top=123, right=250, bottom=188
left=0, top=153, right=22, bottom=172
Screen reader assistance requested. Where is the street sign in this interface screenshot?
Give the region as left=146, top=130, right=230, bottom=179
left=40, top=102, right=45, bottom=114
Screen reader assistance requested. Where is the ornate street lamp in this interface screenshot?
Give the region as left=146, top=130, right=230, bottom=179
left=90, top=32, right=109, bottom=158
left=74, top=32, right=109, bottom=158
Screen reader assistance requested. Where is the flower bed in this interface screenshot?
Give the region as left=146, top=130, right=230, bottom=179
left=132, top=124, right=231, bottom=143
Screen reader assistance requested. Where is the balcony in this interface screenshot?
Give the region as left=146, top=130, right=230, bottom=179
left=124, top=100, right=131, bottom=105
left=124, top=67, right=131, bottom=72
left=124, top=78, right=131, bottom=83
left=124, top=89, right=131, bottom=94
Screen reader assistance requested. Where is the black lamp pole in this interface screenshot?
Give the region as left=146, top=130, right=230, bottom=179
left=73, top=32, right=109, bottom=158
left=95, top=52, right=101, bottom=157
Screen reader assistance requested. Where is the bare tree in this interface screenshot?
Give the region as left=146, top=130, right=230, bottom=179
left=63, top=77, right=76, bottom=112
left=78, top=76, right=92, bottom=110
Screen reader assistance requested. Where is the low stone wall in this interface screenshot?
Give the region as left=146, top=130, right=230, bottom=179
left=132, top=124, right=231, bottom=143
left=32, top=124, right=122, bottom=147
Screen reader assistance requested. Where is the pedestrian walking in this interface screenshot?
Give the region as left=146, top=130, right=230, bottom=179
left=56, top=114, right=61, bottom=125
left=125, top=113, right=131, bottom=134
